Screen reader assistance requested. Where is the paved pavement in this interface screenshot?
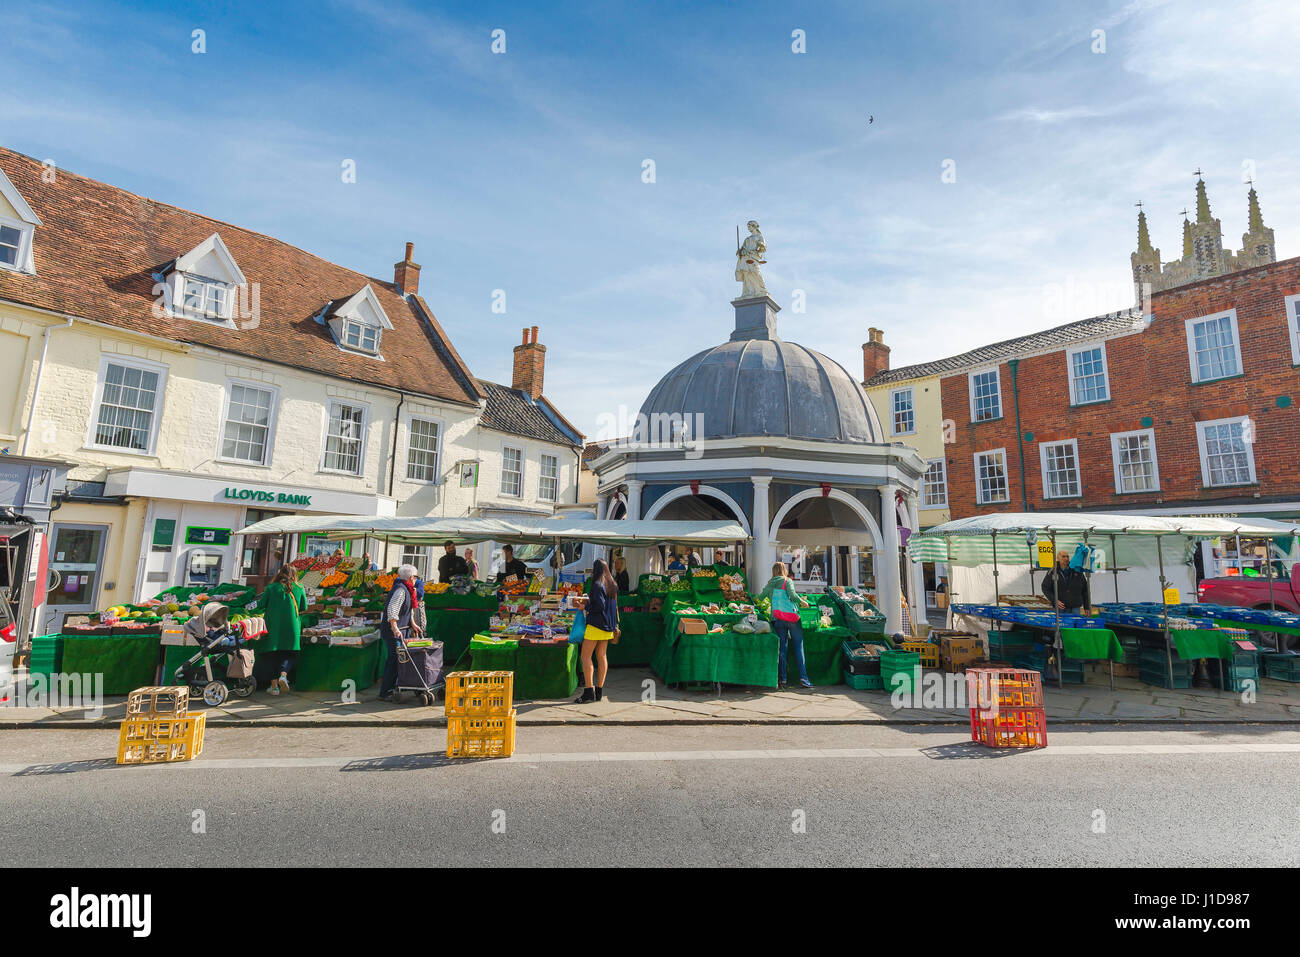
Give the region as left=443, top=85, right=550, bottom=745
left=2, top=724, right=1297, bottom=867
left=5, top=664, right=1299, bottom=727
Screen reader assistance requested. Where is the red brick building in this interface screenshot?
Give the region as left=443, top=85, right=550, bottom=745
left=929, top=254, right=1300, bottom=522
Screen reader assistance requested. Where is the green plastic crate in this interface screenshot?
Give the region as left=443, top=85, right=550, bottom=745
left=843, top=669, right=883, bottom=691
left=1262, top=653, right=1300, bottom=682
left=1139, top=667, right=1193, bottom=689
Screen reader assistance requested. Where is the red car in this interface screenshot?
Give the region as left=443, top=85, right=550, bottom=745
left=1197, top=568, right=1300, bottom=649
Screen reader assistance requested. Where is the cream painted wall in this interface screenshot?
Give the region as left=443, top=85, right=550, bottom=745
left=865, top=374, right=950, bottom=527
left=0, top=301, right=580, bottom=599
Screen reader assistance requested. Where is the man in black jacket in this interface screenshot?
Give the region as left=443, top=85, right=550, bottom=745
left=495, top=544, right=528, bottom=583
left=1042, top=549, right=1090, bottom=613
left=437, top=540, right=468, bottom=583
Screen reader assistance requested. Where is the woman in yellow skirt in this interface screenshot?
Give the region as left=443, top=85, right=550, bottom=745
left=573, top=558, right=620, bottom=703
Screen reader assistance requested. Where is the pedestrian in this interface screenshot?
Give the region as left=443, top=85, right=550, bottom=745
left=667, top=551, right=687, bottom=571
left=463, top=547, right=479, bottom=580
left=377, top=564, right=426, bottom=701
left=613, top=555, right=631, bottom=594
left=495, top=544, right=527, bottom=583
left=262, top=565, right=306, bottom=695
left=759, top=561, right=812, bottom=689
left=437, top=540, right=469, bottom=583
left=1042, top=549, right=1091, bottom=613
left=573, top=558, right=620, bottom=703
left=359, top=551, right=379, bottom=572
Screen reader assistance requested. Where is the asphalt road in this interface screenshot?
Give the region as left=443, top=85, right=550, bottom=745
left=3, top=724, right=1298, bottom=867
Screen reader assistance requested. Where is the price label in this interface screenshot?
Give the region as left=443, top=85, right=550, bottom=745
left=670, top=574, right=681, bottom=583
left=340, top=597, right=353, bottom=607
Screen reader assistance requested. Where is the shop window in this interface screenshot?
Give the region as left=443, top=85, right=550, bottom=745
left=322, top=402, right=367, bottom=474
left=1111, top=429, right=1159, bottom=493
left=969, top=369, right=1002, bottom=421
left=1184, top=311, right=1242, bottom=383
left=90, top=357, right=167, bottom=454
left=1196, top=418, right=1256, bottom=488
left=501, top=446, right=523, bottom=497
left=1039, top=439, right=1081, bottom=499
left=974, top=448, right=1009, bottom=504
left=406, top=417, right=441, bottom=483
left=1067, top=343, right=1109, bottom=404
left=220, top=382, right=276, bottom=465
left=539, top=453, right=559, bottom=502
left=922, top=458, right=947, bottom=508
left=890, top=387, right=915, bottom=435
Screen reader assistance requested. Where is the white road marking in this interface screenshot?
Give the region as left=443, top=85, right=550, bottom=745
left=4, top=740, right=1300, bottom=774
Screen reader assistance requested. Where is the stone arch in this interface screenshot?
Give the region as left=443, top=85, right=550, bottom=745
left=767, top=487, right=884, bottom=554
left=644, top=484, right=753, bottom=536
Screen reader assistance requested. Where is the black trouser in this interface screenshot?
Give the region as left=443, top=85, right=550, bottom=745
left=272, top=651, right=298, bottom=681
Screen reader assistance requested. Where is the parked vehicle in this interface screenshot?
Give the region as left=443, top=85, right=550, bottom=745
left=0, top=605, right=14, bottom=705
left=1197, top=565, right=1300, bottom=649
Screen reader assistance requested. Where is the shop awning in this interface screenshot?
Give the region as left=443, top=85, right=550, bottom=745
left=909, top=512, right=1300, bottom=566
left=235, top=514, right=750, bottom=547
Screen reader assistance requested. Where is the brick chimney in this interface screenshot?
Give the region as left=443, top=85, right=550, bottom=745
left=512, top=325, right=547, bottom=399
left=393, top=242, right=421, bottom=296
left=861, top=327, right=890, bottom=384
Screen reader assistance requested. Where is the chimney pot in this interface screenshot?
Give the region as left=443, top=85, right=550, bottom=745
left=521, top=328, right=530, bottom=345
left=404, top=242, right=414, bottom=262
left=531, top=325, right=540, bottom=343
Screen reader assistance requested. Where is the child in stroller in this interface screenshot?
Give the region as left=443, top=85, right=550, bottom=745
left=178, top=603, right=257, bottom=707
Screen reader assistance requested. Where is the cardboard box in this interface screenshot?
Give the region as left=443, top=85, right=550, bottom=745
left=677, top=617, right=708, bottom=635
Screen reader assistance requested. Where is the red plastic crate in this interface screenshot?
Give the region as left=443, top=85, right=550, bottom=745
left=969, top=706, right=1048, bottom=748
left=965, top=668, right=1044, bottom=711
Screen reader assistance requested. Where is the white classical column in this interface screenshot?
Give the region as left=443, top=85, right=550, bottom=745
left=750, top=476, right=772, bottom=575
left=905, top=493, right=927, bottom=622
left=624, top=480, right=644, bottom=521
left=596, top=494, right=609, bottom=520
left=879, top=483, right=903, bottom=635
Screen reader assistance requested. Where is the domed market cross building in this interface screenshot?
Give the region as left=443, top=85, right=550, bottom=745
left=590, top=224, right=926, bottom=633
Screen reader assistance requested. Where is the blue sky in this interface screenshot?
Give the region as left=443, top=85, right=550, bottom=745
left=4, top=0, right=1298, bottom=438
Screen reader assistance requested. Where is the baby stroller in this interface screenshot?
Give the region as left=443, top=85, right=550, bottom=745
left=177, top=603, right=257, bottom=707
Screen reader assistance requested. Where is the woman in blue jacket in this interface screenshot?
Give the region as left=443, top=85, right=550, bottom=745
left=573, top=558, right=620, bottom=703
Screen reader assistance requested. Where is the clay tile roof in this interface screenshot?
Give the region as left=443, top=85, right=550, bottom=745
left=0, top=146, right=481, bottom=406
left=865, top=310, right=1143, bottom=386
left=476, top=379, right=583, bottom=449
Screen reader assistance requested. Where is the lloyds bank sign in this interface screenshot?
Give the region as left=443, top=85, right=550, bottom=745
left=222, top=486, right=312, bottom=506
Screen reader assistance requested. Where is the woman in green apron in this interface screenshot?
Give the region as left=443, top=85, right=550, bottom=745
left=263, top=565, right=306, bottom=694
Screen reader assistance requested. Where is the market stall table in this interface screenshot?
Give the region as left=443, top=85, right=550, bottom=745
left=952, top=602, right=1125, bottom=687
left=652, top=611, right=780, bottom=688
left=60, top=634, right=161, bottom=695
left=466, top=636, right=578, bottom=700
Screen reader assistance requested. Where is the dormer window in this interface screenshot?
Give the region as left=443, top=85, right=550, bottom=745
left=166, top=232, right=246, bottom=326
left=324, top=284, right=393, bottom=358
left=0, top=168, right=42, bottom=274
left=181, top=275, right=230, bottom=319
left=342, top=320, right=380, bottom=353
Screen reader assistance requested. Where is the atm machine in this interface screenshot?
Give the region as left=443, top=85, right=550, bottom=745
left=183, top=548, right=224, bottom=588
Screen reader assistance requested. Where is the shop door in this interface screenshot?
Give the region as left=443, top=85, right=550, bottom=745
left=43, top=524, right=108, bottom=634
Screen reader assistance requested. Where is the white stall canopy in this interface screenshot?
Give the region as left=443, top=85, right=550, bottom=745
left=908, top=513, right=1300, bottom=567
left=236, top=514, right=749, bottom=547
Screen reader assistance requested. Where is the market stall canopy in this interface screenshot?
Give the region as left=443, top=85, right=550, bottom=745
left=909, top=512, right=1300, bottom=567
left=235, top=514, right=750, bottom=547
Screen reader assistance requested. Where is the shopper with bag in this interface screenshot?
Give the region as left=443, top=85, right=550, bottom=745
left=572, top=558, right=620, bottom=703
left=759, top=562, right=812, bottom=689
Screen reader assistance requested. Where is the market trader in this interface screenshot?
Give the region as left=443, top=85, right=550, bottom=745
left=494, top=544, right=528, bottom=583
left=437, top=540, right=468, bottom=583
left=377, top=564, right=426, bottom=701
left=1042, top=549, right=1091, bottom=613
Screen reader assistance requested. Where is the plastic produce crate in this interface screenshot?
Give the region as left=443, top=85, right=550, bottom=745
left=965, top=668, right=1044, bottom=710
left=1262, top=653, right=1300, bottom=682
left=1138, top=667, right=1193, bottom=689
left=126, top=686, right=189, bottom=717
left=900, top=641, right=939, bottom=668
left=444, top=671, right=514, bottom=714
left=843, top=669, right=884, bottom=691
left=447, top=709, right=517, bottom=758
left=969, top=706, right=1047, bottom=748
left=117, top=711, right=205, bottom=765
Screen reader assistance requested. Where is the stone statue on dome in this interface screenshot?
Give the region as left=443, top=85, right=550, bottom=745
left=735, top=220, right=769, bottom=299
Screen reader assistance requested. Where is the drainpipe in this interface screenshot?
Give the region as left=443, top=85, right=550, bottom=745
left=22, top=316, right=75, bottom=455
left=387, top=391, right=406, bottom=497
left=1007, top=358, right=1029, bottom=511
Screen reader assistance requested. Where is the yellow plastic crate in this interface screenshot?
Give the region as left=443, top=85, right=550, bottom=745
left=117, top=711, right=206, bottom=764
left=901, top=641, right=939, bottom=668
left=126, top=686, right=189, bottom=717
left=444, top=671, right=514, bottom=716
left=447, top=709, right=516, bottom=759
